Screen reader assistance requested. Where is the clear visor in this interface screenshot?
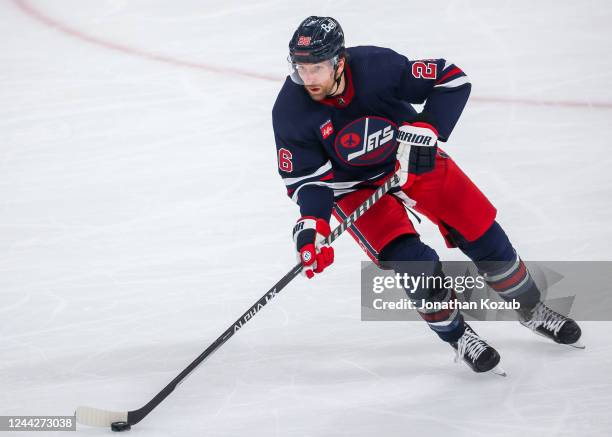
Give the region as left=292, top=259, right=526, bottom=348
left=287, top=56, right=338, bottom=85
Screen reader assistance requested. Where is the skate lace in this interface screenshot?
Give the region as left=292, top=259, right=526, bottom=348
left=523, top=303, right=565, bottom=336
left=454, top=330, right=487, bottom=363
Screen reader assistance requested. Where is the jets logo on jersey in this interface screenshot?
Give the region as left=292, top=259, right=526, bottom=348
left=334, top=116, right=397, bottom=166
left=339, top=132, right=361, bottom=149
left=320, top=120, right=334, bottom=139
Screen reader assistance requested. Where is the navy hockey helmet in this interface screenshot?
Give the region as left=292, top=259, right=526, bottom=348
left=288, top=16, right=345, bottom=64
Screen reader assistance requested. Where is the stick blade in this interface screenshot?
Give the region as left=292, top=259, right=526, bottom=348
left=75, top=406, right=128, bottom=427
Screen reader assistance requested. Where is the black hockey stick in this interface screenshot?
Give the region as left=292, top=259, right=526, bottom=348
left=75, top=172, right=400, bottom=431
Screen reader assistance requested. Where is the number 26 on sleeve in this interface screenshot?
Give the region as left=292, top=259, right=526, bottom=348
left=411, top=61, right=437, bottom=79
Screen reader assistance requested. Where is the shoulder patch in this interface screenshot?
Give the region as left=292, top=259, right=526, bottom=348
left=320, top=120, right=334, bottom=139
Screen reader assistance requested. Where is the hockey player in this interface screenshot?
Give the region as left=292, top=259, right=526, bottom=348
left=272, top=16, right=583, bottom=374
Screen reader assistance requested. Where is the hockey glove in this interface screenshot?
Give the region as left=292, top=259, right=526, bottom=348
left=396, top=121, right=439, bottom=187
left=293, top=216, right=334, bottom=279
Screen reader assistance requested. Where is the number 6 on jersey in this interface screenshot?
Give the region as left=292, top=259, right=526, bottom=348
left=278, top=148, right=293, bottom=173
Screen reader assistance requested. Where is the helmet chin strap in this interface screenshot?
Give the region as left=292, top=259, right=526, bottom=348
left=325, top=64, right=343, bottom=98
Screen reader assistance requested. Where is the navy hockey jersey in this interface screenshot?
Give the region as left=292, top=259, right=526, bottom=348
left=272, top=45, right=471, bottom=220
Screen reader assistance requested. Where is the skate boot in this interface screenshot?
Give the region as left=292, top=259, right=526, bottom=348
left=518, top=301, right=584, bottom=348
left=451, top=323, right=505, bottom=376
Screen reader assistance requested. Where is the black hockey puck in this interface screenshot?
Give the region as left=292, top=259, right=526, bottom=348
left=111, top=421, right=131, bottom=432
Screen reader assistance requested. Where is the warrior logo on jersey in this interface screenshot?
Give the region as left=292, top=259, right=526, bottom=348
left=334, top=116, right=397, bottom=166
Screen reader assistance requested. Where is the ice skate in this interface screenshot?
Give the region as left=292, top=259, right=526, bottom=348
left=451, top=323, right=506, bottom=376
left=519, top=301, right=584, bottom=349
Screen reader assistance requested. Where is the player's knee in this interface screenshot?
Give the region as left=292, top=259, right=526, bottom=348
left=455, top=221, right=515, bottom=263
left=379, top=234, right=439, bottom=266
left=379, top=234, right=445, bottom=301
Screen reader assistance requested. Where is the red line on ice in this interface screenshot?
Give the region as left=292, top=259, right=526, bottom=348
left=13, top=0, right=612, bottom=110
left=12, top=0, right=279, bottom=82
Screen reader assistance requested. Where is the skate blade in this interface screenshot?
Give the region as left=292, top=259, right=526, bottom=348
left=567, top=340, right=585, bottom=349
left=527, top=328, right=585, bottom=349
left=490, top=364, right=507, bottom=377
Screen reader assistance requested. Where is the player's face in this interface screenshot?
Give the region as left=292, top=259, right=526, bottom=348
left=296, top=61, right=335, bottom=99
left=290, top=59, right=343, bottom=101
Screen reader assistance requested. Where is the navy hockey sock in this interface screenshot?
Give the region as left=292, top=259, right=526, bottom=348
left=379, top=235, right=465, bottom=343
left=454, top=221, right=541, bottom=309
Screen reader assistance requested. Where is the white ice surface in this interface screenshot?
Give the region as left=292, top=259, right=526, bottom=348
left=1, top=1, right=612, bottom=436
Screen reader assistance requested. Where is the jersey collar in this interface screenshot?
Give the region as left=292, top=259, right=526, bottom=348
left=319, top=62, right=354, bottom=108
